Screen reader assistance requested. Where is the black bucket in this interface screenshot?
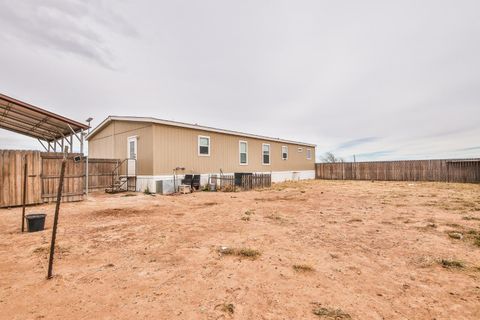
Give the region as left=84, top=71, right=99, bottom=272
left=25, top=214, right=46, bottom=232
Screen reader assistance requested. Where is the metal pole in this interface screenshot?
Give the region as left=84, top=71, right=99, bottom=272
left=84, top=128, right=88, bottom=196
left=85, top=155, right=89, bottom=197
left=80, top=130, right=84, bottom=154
left=38, top=139, right=48, bottom=152
left=21, top=157, right=27, bottom=232
left=47, top=147, right=68, bottom=279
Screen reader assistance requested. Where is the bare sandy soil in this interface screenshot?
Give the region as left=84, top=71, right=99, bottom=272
left=1, top=180, right=480, bottom=319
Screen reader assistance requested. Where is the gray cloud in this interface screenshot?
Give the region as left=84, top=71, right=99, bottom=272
left=335, top=137, right=380, bottom=151
left=355, top=150, right=396, bottom=161
left=0, top=0, right=479, bottom=161
left=457, top=146, right=480, bottom=152
left=0, top=0, right=137, bottom=68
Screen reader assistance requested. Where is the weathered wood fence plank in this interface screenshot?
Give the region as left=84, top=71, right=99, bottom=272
left=41, top=152, right=85, bottom=204
left=315, top=159, right=480, bottom=183
left=0, top=150, right=42, bottom=207
left=1, top=150, right=120, bottom=207
left=87, top=158, right=118, bottom=191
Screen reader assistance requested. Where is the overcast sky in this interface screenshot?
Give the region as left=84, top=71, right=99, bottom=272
left=0, top=0, right=479, bottom=161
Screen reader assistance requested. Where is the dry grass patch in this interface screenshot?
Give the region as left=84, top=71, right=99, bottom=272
left=32, top=245, right=70, bottom=259
left=445, top=223, right=461, bottom=228
left=439, top=259, right=464, bottom=269
left=203, top=201, right=218, bottom=206
left=255, top=195, right=297, bottom=202
left=265, top=213, right=286, bottom=223
left=219, top=185, right=235, bottom=192
left=423, top=198, right=480, bottom=212
left=412, top=255, right=436, bottom=268
left=447, top=232, right=463, bottom=240
left=293, top=264, right=315, bottom=272
left=312, top=304, right=351, bottom=319
left=93, top=208, right=148, bottom=217
left=215, top=303, right=235, bottom=315
left=468, top=230, right=480, bottom=247
left=453, top=199, right=480, bottom=209
left=218, top=247, right=261, bottom=259
left=463, top=216, right=480, bottom=221
left=445, top=228, right=480, bottom=247
left=273, top=181, right=305, bottom=191
left=475, top=237, right=480, bottom=247
left=244, top=209, right=255, bottom=215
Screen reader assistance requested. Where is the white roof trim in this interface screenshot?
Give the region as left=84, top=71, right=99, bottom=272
left=86, top=116, right=316, bottom=147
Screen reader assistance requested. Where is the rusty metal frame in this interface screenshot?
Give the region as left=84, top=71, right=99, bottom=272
left=0, top=93, right=89, bottom=153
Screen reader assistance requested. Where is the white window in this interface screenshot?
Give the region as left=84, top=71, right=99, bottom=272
left=281, top=146, right=288, bottom=160
left=239, top=140, right=248, bottom=165
left=306, top=148, right=312, bottom=160
left=198, top=135, right=210, bottom=156
left=262, top=143, right=270, bottom=165
left=298, top=147, right=303, bottom=152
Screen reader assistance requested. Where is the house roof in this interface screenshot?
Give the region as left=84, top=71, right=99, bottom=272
left=0, top=93, right=89, bottom=142
left=86, top=116, right=316, bottom=147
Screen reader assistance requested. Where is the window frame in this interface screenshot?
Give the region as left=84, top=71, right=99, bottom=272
left=239, top=140, right=248, bottom=165
left=306, top=148, right=312, bottom=160
left=262, top=143, right=271, bottom=165
left=281, top=146, right=288, bottom=160
left=198, top=135, right=211, bottom=156
left=127, top=136, right=138, bottom=160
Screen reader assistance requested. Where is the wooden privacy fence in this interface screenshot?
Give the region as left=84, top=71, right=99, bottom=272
left=210, top=173, right=272, bottom=191
left=1, top=150, right=84, bottom=207
left=315, top=159, right=480, bottom=183
left=241, top=173, right=272, bottom=190
left=87, top=158, right=119, bottom=191
left=0, top=150, right=120, bottom=207
left=1, top=150, right=42, bottom=206
left=41, top=152, right=86, bottom=203
left=210, top=175, right=235, bottom=191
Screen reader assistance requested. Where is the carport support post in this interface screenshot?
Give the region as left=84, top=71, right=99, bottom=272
left=21, top=158, right=27, bottom=232
left=47, top=148, right=68, bottom=279
left=85, top=155, right=89, bottom=197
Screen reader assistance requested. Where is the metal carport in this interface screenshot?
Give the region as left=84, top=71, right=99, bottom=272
left=0, top=93, right=89, bottom=152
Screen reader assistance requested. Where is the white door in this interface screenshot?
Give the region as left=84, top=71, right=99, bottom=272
left=127, top=136, right=137, bottom=176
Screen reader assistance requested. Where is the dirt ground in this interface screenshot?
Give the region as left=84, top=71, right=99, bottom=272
left=1, top=180, right=480, bottom=320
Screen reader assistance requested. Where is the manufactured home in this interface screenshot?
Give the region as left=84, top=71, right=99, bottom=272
left=86, top=116, right=316, bottom=192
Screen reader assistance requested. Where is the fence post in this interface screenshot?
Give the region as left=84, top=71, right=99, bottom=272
left=85, top=155, right=89, bottom=197
left=446, top=161, right=450, bottom=183
left=47, top=148, right=68, bottom=279
left=21, top=157, right=27, bottom=232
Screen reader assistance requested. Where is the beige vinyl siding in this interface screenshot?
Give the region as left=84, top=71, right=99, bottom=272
left=151, top=123, right=314, bottom=175
left=88, top=121, right=154, bottom=175
left=88, top=120, right=315, bottom=176
left=87, top=122, right=115, bottom=159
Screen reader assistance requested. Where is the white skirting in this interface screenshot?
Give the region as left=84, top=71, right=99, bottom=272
left=136, top=170, right=315, bottom=193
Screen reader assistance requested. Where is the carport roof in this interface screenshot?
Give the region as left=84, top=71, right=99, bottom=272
left=0, top=93, right=89, bottom=142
